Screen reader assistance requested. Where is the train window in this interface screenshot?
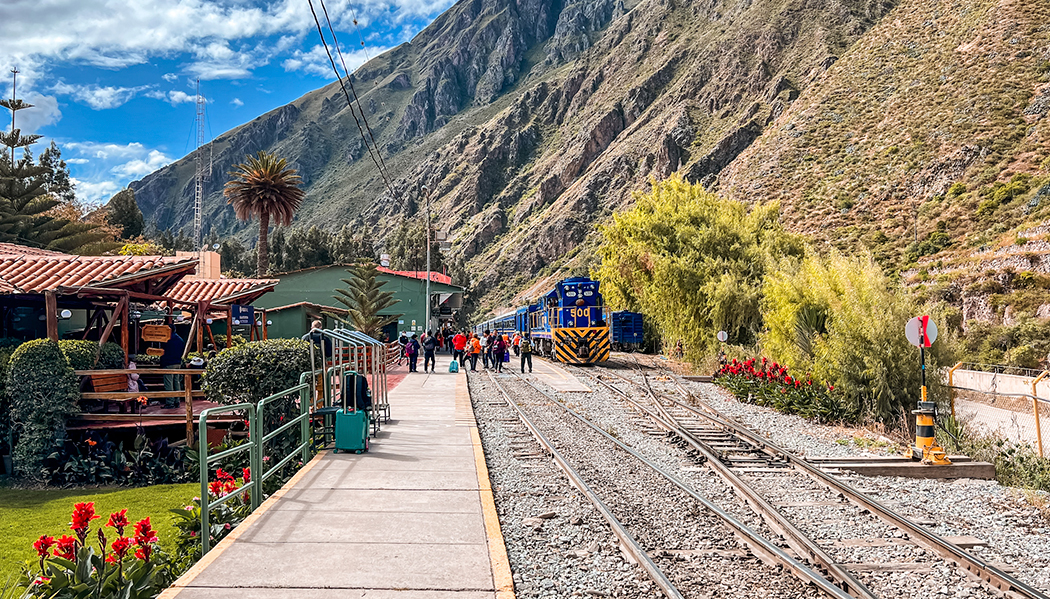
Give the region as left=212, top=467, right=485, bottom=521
left=583, top=290, right=593, bottom=297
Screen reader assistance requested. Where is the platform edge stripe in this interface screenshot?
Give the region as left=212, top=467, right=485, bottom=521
left=157, top=448, right=330, bottom=597
left=462, top=372, right=517, bottom=598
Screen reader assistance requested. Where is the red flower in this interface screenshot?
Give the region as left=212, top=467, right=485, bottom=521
left=133, top=518, right=158, bottom=545
left=106, top=509, right=129, bottom=535
left=828, top=385, right=835, bottom=391
left=784, top=376, right=793, bottom=385
left=242, top=467, right=251, bottom=483
left=70, top=503, right=100, bottom=538
left=216, top=468, right=235, bottom=483
left=86, top=439, right=97, bottom=447
left=208, top=481, right=224, bottom=496
left=33, top=535, right=56, bottom=558
left=55, top=536, right=76, bottom=561
left=32, top=577, right=51, bottom=585
left=111, top=536, right=132, bottom=557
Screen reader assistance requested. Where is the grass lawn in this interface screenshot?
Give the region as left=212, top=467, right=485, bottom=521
left=0, top=483, right=198, bottom=585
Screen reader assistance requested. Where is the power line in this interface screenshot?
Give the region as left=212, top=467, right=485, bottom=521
left=317, top=0, right=391, bottom=179
left=305, top=0, right=394, bottom=195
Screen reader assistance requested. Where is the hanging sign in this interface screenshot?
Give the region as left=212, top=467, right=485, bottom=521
left=141, top=324, right=172, bottom=343
left=232, top=305, right=254, bottom=326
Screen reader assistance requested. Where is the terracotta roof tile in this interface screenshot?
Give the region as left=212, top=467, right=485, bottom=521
left=0, top=255, right=190, bottom=294
left=168, top=278, right=279, bottom=304
left=0, top=243, right=65, bottom=256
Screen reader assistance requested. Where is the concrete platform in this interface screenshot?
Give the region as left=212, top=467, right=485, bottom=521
left=161, top=354, right=513, bottom=599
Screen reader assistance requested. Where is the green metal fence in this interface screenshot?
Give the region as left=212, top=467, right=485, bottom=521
left=197, top=373, right=313, bottom=555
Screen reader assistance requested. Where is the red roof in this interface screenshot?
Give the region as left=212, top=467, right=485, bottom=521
left=0, top=243, right=65, bottom=256
left=0, top=255, right=191, bottom=294
left=168, top=278, right=279, bottom=304
left=376, top=266, right=452, bottom=285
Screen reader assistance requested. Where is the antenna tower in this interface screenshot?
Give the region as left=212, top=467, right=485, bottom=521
left=193, top=79, right=208, bottom=274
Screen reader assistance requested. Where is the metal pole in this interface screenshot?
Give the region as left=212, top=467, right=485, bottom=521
left=9, top=68, right=17, bottom=164
left=423, top=185, right=432, bottom=334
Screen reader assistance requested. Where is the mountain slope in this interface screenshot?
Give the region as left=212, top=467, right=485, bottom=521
left=131, top=0, right=897, bottom=315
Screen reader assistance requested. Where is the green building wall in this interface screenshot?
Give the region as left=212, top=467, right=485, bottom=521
left=256, top=266, right=464, bottom=340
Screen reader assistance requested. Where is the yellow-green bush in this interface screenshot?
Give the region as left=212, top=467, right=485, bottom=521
left=761, top=251, right=954, bottom=423
left=592, top=176, right=802, bottom=362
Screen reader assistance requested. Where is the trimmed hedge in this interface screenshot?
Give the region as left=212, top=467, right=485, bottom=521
left=8, top=339, right=79, bottom=481
left=202, top=339, right=311, bottom=404
left=0, top=339, right=23, bottom=457
left=58, top=339, right=99, bottom=370
left=98, top=341, right=127, bottom=369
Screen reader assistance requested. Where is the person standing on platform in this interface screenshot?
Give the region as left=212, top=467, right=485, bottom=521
left=422, top=330, right=438, bottom=373
left=397, top=331, right=408, bottom=365
left=406, top=333, right=420, bottom=372
left=453, top=330, right=467, bottom=363
left=469, top=333, right=482, bottom=372
left=493, top=333, right=508, bottom=373
left=481, top=330, right=491, bottom=370
left=512, top=332, right=521, bottom=356
left=520, top=334, right=534, bottom=374
left=161, top=330, right=186, bottom=408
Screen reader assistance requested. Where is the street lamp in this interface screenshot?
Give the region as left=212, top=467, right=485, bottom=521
left=421, top=184, right=432, bottom=334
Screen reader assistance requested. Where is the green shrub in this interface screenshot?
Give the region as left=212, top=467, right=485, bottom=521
left=761, top=251, right=954, bottom=423
left=213, top=334, right=246, bottom=351
left=947, top=182, right=966, bottom=197
left=98, top=342, right=127, bottom=369
left=0, top=339, right=22, bottom=457
left=202, top=339, right=311, bottom=404
left=8, top=340, right=80, bottom=481
left=58, top=339, right=99, bottom=370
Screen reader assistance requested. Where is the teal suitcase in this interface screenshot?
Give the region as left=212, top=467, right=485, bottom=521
left=334, top=373, right=369, bottom=454
left=335, top=409, right=369, bottom=453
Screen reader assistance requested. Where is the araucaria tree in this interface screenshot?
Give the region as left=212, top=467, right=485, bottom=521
left=330, top=262, right=402, bottom=338
left=223, top=151, right=305, bottom=276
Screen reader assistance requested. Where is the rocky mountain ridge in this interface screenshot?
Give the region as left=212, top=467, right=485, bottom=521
left=128, top=0, right=1050, bottom=320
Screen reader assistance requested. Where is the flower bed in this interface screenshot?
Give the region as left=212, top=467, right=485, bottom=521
left=714, top=357, right=852, bottom=423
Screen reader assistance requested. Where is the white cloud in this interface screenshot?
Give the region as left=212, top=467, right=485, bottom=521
left=111, top=149, right=173, bottom=178
left=146, top=89, right=197, bottom=105
left=283, top=44, right=385, bottom=79
left=51, top=81, right=152, bottom=109
left=162, top=73, right=178, bottom=82
left=231, top=98, right=244, bottom=107
left=66, top=141, right=150, bottom=160
left=66, top=158, right=89, bottom=164
left=71, top=179, right=121, bottom=203
left=13, top=92, right=62, bottom=132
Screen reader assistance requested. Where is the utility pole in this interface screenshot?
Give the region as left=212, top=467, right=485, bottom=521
left=422, top=185, right=432, bottom=334
left=8, top=67, right=17, bottom=164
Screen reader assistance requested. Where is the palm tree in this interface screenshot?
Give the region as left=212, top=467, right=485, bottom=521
left=223, top=151, right=305, bottom=276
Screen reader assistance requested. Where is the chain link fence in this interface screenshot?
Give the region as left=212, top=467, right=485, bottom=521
left=948, top=363, right=1049, bottom=457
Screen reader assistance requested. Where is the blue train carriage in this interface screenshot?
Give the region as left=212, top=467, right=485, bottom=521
left=548, top=277, right=611, bottom=364
left=610, top=310, right=644, bottom=351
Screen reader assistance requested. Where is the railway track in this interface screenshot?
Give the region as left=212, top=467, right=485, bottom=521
left=479, top=369, right=855, bottom=599
left=579, top=363, right=1050, bottom=599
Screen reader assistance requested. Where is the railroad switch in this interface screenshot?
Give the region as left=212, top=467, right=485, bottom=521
left=905, top=400, right=951, bottom=465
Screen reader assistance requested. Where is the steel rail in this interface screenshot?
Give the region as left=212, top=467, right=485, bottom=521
left=482, top=371, right=688, bottom=599
left=581, top=369, right=876, bottom=599
left=662, top=374, right=1050, bottom=599
left=505, top=372, right=857, bottom=599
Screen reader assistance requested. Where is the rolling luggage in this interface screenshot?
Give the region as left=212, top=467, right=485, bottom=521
left=449, top=359, right=459, bottom=373
left=334, top=372, right=369, bottom=454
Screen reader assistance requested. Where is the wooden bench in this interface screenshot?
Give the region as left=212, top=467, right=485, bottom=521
left=89, top=373, right=139, bottom=413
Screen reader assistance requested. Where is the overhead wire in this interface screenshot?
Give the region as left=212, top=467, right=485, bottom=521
left=317, top=0, right=391, bottom=179
left=305, top=0, right=394, bottom=194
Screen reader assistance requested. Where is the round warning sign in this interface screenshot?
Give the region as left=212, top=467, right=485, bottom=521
left=905, top=315, right=938, bottom=348
left=716, top=330, right=728, bottom=342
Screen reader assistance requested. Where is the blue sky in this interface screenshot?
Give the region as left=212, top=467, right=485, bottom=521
left=0, top=0, right=453, bottom=204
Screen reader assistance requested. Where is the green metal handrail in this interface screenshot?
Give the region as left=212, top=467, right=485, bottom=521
left=197, top=372, right=316, bottom=555
left=198, top=402, right=258, bottom=555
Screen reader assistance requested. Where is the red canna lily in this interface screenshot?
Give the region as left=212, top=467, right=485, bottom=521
left=106, top=509, right=129, bottom=535
left=55, top=536, right=76, bottom=561
left=33, top=535, right=55, bottom=558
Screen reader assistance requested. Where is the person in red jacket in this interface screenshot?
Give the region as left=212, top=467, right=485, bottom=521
left=452, top=331, right=468, bottom=363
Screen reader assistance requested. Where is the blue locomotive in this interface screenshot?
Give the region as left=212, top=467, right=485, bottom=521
left=610, top=311, right=644, bottom=350
left=476, top=276, right=611, bottom=364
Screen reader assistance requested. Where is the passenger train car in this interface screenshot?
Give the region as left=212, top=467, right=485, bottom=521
left=475, top=277, right=611, bottom=364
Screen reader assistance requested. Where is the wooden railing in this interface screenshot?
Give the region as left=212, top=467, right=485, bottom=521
left=75, top=368, right=205, bottom=444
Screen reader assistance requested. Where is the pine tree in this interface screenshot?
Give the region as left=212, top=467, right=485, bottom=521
left=106, top=188, right=144, bottom=238
left=0, top=98, right=111, bottom=253
left=329, top=261, right=402, bottom=338
left=37, top=141, right=75, bottom=204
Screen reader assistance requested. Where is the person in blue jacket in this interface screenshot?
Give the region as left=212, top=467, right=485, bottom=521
left=161, top=331, right=186, bottom=408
